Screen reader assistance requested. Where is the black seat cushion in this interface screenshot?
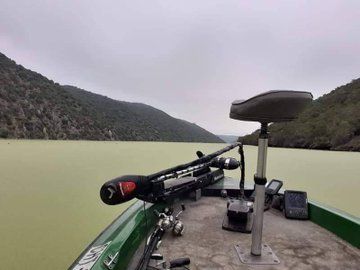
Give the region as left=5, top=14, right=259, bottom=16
left=230, top=90, right=313, bottom=123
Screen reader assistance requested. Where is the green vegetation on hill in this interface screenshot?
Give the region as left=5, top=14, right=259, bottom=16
left=0, top=52, right=223, bottom=143
left=241, top=79, right=360, bottom=151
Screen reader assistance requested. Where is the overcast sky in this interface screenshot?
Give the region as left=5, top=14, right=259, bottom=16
left=1, top=1, right=359, bottom=135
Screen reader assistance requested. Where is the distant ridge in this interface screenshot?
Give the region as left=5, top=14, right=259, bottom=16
left=241, top=79, right=360, bottom=151
left=0, top=52, right=223, bottom=143
left=217, top=135, right=238, bottom=143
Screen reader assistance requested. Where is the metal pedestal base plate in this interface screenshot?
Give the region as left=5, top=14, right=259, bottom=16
left=235, top=244, right=280, bottom=265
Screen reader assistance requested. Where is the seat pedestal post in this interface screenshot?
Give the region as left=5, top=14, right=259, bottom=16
left=235, top=123, right=280, bottom=265
left=252, top=123, right=268, bottom=255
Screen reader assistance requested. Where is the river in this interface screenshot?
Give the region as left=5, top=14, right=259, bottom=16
left=0, top=140, right=359, bottom=269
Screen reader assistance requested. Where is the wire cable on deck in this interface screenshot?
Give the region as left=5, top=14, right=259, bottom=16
left=239, top=144, right=245, bottom=198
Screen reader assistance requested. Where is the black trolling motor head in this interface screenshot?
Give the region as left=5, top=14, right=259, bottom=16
left=100, top=175, right=151, bottom=205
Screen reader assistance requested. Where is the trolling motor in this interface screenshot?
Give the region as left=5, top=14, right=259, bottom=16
left=100, top=143, right=241, bottom=206
left=229, top=90, right=313, bottom=265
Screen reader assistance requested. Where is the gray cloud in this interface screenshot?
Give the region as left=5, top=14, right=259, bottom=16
left=1, top=0, right=360, bottom=135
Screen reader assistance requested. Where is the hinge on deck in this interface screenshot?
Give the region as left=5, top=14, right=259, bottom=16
left=103, top=251, right=119, bottom=270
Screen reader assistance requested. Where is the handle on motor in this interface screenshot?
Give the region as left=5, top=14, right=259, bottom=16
left=169, top=257, right=190, bottom=268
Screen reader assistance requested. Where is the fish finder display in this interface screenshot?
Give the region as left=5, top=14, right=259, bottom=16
left=265, top=179, right=283, bottom=195
left=284, top=190, right=308, bottom=219
left=268, top=181, right=280, bottom=191
left=287, top=192, right=307, bottom=208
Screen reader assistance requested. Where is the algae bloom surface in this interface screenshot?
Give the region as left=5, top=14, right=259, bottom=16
left=0, top=140, right=359, bottom=269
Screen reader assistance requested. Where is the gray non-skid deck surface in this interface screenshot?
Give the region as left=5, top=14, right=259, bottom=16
left=159, top=197, right=360, bottom=270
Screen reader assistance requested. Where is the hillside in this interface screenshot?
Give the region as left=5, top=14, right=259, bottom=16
left=241, top=79, right=360, bottom=151
left=0, top=53, right=223, bottom=143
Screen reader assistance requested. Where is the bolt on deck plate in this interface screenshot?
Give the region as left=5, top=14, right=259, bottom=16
left=235, top=244, right=280, bottom=265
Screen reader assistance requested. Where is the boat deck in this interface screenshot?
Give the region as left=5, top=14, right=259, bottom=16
left=157, top=196, right=360, bottom=270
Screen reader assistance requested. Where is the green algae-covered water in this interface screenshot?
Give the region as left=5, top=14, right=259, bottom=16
left=0, top=140, right=359, bottom=270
